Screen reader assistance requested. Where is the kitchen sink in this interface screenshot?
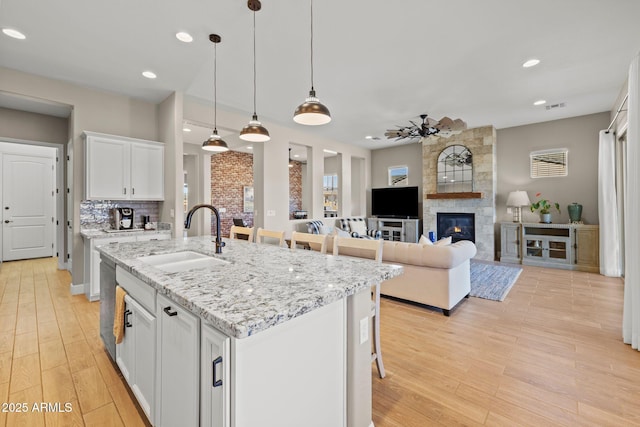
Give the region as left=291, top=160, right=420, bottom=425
left=138, top=251, right=229, bottom=273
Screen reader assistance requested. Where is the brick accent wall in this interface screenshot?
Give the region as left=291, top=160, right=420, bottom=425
left=289, top=160, right=303, bottom=219
left=211, top=151, right=254, bottom=237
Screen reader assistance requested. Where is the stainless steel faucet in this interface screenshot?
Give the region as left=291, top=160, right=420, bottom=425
left=184, top=204, right=225, bottom=254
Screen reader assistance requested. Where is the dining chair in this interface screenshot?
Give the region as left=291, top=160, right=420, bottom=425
left=229, top=225, right=255, bottom=243
left=290, top=231, right=328, bottom=254
left=255, top=228, right=285, bottom=247
left=332, top=236, right=385, bottom=378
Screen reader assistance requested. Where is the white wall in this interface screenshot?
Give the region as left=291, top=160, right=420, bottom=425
left=0, top=66, right=158, bottom=285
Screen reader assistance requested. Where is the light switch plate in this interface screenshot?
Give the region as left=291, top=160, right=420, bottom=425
left=506, top=207, right=513, bottom=214
left=219, top=207, right=226, bottom=213
left=359, top=317, right=368, bottom=344
left=267, top=210, right=276, bottom=217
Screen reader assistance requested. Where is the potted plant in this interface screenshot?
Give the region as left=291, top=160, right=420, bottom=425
left=530, top=193, right=560, bottom=223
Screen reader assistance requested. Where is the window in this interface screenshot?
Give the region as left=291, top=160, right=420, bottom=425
left=530, top=149, right=568, bottom=178
left=323, top=174, right=338, bottom=217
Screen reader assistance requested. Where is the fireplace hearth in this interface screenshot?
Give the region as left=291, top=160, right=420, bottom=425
left=437, top=213, right=475, bottom=243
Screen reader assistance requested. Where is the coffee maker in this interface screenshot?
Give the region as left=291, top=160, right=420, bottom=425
left=112, top=207, right=135, bottom=230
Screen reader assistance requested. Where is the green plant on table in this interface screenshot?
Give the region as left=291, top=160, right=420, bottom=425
left=530, top=192, right=560, bottom=214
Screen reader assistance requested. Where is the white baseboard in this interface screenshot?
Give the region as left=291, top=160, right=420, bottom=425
left=69, top=282, right=84, bottom=295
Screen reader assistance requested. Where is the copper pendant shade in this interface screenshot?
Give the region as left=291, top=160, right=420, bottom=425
left=293, top=0, right=331, bottom=126
left=202, top=34, right=229, bottom=152
left=240, top=0, right=270, bottom=142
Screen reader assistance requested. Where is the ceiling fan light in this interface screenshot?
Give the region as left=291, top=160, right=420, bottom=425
left=240, top=114, right=270, bottom=142
left=202, top=130, right=229, bottom=152
left=294, top=90, right=331, bottom=125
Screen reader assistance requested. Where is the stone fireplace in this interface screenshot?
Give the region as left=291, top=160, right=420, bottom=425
left=422, top=126, right=496, bottom=260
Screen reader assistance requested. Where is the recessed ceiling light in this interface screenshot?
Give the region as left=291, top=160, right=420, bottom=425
left=533, top=100, right=546, bottom=106
left=365, top=135, right=373, bottom=140
left=293, top=154, right=300, bottom=158
left=142, top=71, right=157, bottom=79
left=2, top=28, right=26, bottom=40
left=246, top=146, right=253, bottom=150
left=176, top=32, right=193, bottom=43
left=183, top=127, right=192, bottom=132
left=522, top=58, right=540, bottom=68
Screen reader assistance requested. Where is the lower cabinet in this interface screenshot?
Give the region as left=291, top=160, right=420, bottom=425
left=156, top=293, right=200, bottom=427
left=116, top=295, right=156, bottom=424
left=84, top=233, right=170, bottom=301
left=201, top=324, right=230, bottom=427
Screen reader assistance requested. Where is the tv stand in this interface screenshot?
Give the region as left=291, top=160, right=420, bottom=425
left=368, top=218, right=421, bottom=243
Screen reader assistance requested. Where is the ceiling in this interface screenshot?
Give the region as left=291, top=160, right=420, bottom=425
left=1, top=0, right=639, bottom=150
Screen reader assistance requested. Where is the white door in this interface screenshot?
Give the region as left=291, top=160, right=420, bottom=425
left=2, top=154, right=55, bottom=261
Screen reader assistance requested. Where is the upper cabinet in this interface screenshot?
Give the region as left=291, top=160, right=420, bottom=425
left=84, top=131, right=164, bottom=200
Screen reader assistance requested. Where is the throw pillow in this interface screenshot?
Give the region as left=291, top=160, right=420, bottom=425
left=434, top=236, right=452, bottom=246
left=319, top=225, right=333, bottom=235
left=418, top=235, right=433, bottom=245
left=348, top=219, right=368, bottom=236
left=335, top=228, right=351, bottom=238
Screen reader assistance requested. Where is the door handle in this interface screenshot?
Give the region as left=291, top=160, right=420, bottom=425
left=163, top=306, right=178, bottom=317
left=212, top=356, right=223, bottom=387
left=4, top=220, right=12, bottom=224
left=124, top=309, right=132, bottom=327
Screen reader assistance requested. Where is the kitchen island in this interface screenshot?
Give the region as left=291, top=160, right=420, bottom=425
left=98, top=236, right=403, bottom=427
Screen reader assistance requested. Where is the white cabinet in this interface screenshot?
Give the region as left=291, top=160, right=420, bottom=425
left=84, top=235, right=136, bottom=301
left=368, top=218, right=422, bottom=243
left=201, top=324, right=230, bottom=427
left=116, top=295, right=156, bottom=424
left=156, top=293, right=200, bottom=427
left=84, top=233, right=169, bottom=301
left=84, top=131, right=164, bottom=200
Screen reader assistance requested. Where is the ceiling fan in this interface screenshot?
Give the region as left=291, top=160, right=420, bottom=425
left=384, top=114, right=467, bottom=143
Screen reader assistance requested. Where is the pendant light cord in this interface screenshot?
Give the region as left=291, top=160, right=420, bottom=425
left=252, top=10, right=257, bottom=116
left=213, top=41, right=218, bottom=132
left=310, top=0, right=314, bottom=91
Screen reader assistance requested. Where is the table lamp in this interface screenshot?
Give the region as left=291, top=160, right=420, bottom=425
left=506, top=190, right=531, bottom=223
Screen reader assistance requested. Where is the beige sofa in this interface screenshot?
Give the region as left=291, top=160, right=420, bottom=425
left=380, top=240, right=477, bottom=316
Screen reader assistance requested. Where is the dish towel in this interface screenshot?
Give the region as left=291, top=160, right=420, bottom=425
left=114, top=285, right=127, bottom=344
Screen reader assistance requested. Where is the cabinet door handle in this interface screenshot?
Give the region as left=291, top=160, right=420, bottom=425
left=212, top=356, right=223, bottom=387
left=124, top=309, right=132, bottom=327
left=163, top=306, right=178, bottom=317
left=123, top=187, right=127, bottom=195
left=132, top=188, right=135, bottom=195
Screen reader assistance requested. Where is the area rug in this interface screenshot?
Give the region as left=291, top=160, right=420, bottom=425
left=469, top=260, right=522, bottom=301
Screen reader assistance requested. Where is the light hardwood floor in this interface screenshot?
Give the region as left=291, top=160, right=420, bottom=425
left=373, top=264, right=640, bottom=426
left=0, top=258, right=149, bottom=427
left=2, top=258, right=639, bottom=426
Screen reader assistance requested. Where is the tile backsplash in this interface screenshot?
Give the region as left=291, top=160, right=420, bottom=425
left=80, top=200, right=161, bottom=229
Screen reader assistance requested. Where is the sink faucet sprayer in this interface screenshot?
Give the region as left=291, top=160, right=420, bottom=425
left=184, top=204, right=225, bottom=254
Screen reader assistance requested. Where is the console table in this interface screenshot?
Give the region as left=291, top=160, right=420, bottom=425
left=500, top=222, right=599, bottom=272
left=368, top=218, right=421, bottom=243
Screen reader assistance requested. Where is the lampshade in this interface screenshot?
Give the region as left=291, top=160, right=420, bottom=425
left=202, top=34, right=229, bottom=153
left=202, top=130, right=229, bottom=152
left=506, top=191, right=531, bottom=207
left=294, top=89, right=331, bottom=125
left=240, top=114, right=270, bottom=142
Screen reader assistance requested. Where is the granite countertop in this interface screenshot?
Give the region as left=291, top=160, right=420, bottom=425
left=97, top=236, right=403, bottom=339
left=81, top=228, right=172, bottom=239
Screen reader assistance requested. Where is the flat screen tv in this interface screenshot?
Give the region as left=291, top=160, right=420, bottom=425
left=371, top=186, right=419, bottom=218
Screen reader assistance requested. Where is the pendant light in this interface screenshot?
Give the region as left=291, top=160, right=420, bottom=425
left=293, top=0, right=331, bottom=126
left=240, top=0, right=270, bottom=142
left=202, top=34, right=229, bottom=152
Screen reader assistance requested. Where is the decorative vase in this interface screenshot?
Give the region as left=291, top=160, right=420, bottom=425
left=541, top=213, right=552, bottom=223
left=568, top=202, right=582, bottom=223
